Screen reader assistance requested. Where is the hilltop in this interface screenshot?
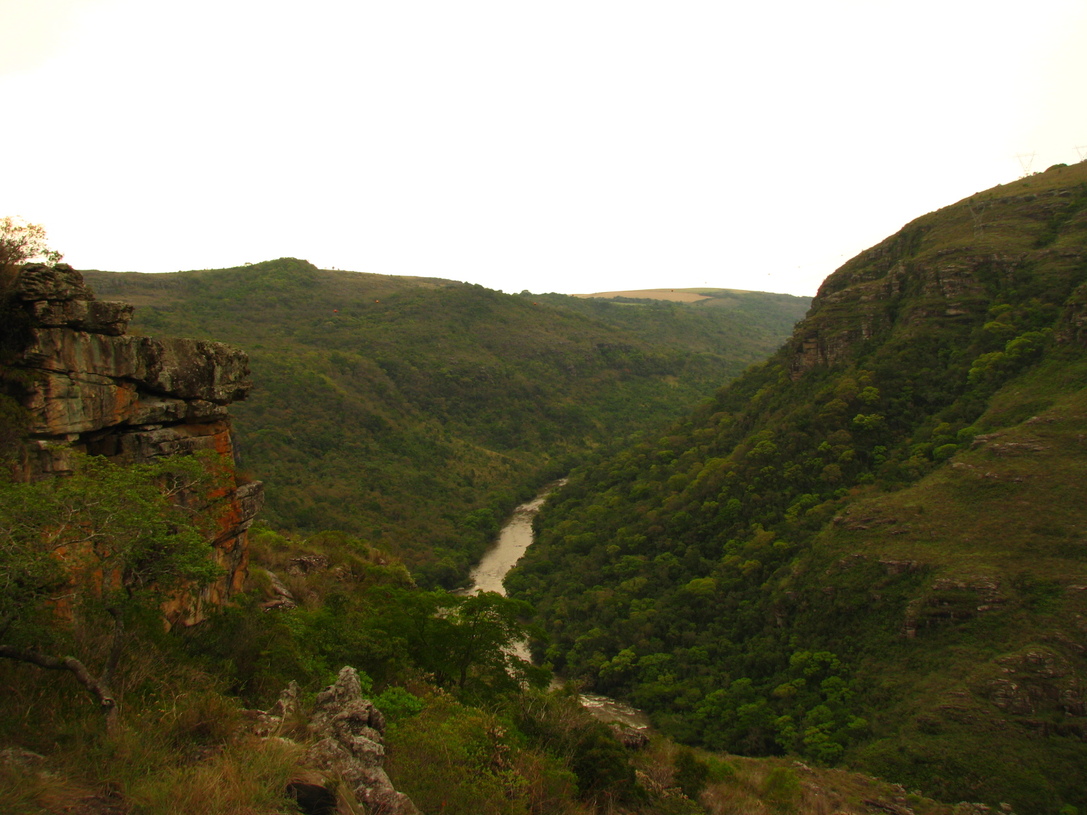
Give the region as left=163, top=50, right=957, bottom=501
left=82, top=264, right=809, bottom=585
left=508, top=161, right=1087, bottom=813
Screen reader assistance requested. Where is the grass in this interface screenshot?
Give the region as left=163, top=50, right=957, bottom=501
left=0, top=646, right=308, bottom=815
left=821, top=361, right=1087, bottom=581
left=122, top=738, right=306, bottom=815
left=694, top=755, right=955, bottom=815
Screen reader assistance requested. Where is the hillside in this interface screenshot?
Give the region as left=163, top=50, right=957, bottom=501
left=82, top=264, right=809, bottom=586
left=507, top=161, right=1087, bottom=813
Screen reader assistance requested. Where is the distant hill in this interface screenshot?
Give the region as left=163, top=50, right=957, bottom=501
left=508, top=161, right=1087, bottom=812
left=82, top=263, right=809, bottom=586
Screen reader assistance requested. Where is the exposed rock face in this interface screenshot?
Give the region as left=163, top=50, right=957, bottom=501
left=608, top=720, right=650, bottom=749
left=786, top=245, right=995, bottom=377
left=3, top=264, right=262, bottom=623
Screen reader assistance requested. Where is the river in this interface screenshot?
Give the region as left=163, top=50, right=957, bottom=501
left=464, top=486, right=556, bottom=597
left=464, top=480, right=651, bottom=732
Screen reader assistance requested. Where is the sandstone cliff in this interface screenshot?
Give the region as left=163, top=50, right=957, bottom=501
left=2, top=264, right=262, bottom=623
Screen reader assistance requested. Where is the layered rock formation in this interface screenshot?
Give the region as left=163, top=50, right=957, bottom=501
left=253, top=668, right=420, bottom=815
left=2, top=263, right=262, bottom=622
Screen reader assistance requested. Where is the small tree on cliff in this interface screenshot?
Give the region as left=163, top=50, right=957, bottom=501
left=0, top=216, right=62, bottom=291
left=0, top=452, right=225, bottom=734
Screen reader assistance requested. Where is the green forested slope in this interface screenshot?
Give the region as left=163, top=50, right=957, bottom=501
left=508, top=161, right=1087, bottom=812
left=82, top=263, right=808, bottom=585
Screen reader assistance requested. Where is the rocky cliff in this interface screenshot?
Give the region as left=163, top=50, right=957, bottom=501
left=787, top=164, right=1087, bottom=376
left=2, top=264, right=262, bottom=623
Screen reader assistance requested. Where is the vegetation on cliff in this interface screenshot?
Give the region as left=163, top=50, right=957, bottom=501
left=0, top=218, right=52, bottom=455
left=82, top=264, right=809, bottom=586
left=0, top=453, right=228, bottom=734
left=508, top=161, right=1087, bottom=813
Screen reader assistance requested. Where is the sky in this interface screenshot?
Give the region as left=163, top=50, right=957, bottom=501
left=2, top=0, right=1085, bottom=298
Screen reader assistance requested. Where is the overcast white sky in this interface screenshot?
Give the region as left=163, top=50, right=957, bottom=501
left=2, top=0, right=1085, bottom=297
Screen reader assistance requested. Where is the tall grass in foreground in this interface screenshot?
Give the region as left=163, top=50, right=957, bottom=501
left=0, top=651, right=305, bottom=815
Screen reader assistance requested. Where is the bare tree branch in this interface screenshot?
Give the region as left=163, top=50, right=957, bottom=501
left=0, top=643, right=118, bottom=733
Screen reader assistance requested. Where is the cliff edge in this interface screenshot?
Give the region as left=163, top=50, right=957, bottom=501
left=2, top=263, right=262, bottom=623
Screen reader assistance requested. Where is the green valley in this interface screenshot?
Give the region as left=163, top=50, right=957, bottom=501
left=82, top=264, right=809, bottom=586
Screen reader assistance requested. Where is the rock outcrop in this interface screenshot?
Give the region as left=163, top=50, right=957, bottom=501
left=253, top=668, right=419, bottom=815
left=306, top=667, right=419, bottom=815
left=2, top=263, right=262, bottom=623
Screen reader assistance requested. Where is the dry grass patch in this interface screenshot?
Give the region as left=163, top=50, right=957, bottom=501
left=700, top=757, right=953, bottom=815
left=574, top=290, right=713, bottom=303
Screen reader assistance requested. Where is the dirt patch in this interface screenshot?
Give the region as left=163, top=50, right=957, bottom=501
left=574, top=289, right=712, bottom=303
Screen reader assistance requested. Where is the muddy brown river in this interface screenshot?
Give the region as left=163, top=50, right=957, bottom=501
left=465, top=480, right=651, bottom=732
left=465, top=488, right=555, bottom=597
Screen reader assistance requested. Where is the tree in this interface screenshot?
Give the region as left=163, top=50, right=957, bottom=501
left=0, top=216, right=62, bottom=290
left=372, top=588, right=547, bottom=699
left=0, top=452, right=225, bottom=733
left=445, top=591, right=546, bottom=695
